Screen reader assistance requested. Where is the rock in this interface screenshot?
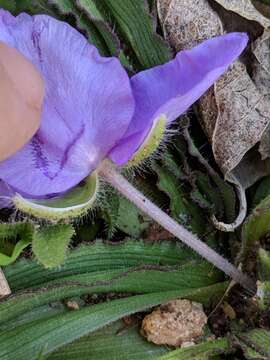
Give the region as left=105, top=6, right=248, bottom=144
left=141, top=299, right=207, bottom=347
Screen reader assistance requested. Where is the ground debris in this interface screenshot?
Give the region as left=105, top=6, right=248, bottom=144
left=141, top=299, right=207, bottom=347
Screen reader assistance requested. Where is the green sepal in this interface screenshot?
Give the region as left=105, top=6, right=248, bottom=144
left=127, top=115, right=166, bottom=167
left=13, top=173, right=99, bottom=222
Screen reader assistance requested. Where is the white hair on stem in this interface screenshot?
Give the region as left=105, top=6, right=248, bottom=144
left=99, top=160, right=256, bottom=294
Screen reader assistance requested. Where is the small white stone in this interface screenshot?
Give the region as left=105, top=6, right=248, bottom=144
left=181, top=341, right=195, bottom=348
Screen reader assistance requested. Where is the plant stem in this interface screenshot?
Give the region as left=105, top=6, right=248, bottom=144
left=0, top=268, right=11, bottom=297
left=100, top=161, right=256, bottom=293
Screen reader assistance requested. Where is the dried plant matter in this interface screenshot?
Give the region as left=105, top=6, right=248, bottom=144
left=141, top=299, right=207, bottom=346
left=158, top=0, right=270, bottom=229
left=162, top=0, right=223, bottom=50
left=213, top=0, right=270, bottom=28
left=159, top=0, right=270, bottom=179
left=209, top=62, right=270, bottom=176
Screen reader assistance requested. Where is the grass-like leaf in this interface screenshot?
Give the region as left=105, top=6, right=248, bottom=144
left=4, top=240, right=198, bottom=290
left=49, top=0, right=113, bottom=56
left=0, top=264, right=225, bottom=323
left=236, top=329, right=270, bottom=359
left=76, top=0, right=120, bottom=56
left=157, top=338, right=229, bottom=359
left=96, top=0, right=172, bottom=68
left=0, top=290, right=215, bottom=360
left=1, top=241, right=225, bottom=323
left=47, top=321, right=168, bottom=360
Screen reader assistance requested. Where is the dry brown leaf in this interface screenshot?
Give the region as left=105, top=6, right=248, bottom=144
left=213, top=0, right=270, bottom=28
left=157, top=0, right=172, bottom=25
left=158, top=0, right=270, bottom=230
left=212, top=62, right=270, bottom=175
left=161, top=0, right=270, bottom=176
left=253, top=0, right=270, bottom=19
left=0, top=42, right=44, bottom=162
left=231, top=151, right=270, bottom=190
left=162, top=0, right=223, bottom=50
left=252, top=30, right=270, bottom=160
left=259, top=128, right=270, bottom=160
left=252, top=30, right=270, bottom=95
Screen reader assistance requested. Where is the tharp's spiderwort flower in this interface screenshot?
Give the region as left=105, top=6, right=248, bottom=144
left=0, top=10, right=255, bottom=289
left=0, top=10, right=248, bottom=219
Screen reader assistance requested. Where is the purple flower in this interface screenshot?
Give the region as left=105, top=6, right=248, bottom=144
left=0, top=10, right=248, bottom=202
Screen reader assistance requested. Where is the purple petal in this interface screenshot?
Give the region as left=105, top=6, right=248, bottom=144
left=109, top=33, right=248, bottom=165
left=0, top=180, right=14, bottom=208
left=0, top=11, right=134, bottom=198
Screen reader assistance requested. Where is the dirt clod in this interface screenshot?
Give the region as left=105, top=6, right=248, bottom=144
left=141, top=299, right=207, bottom=347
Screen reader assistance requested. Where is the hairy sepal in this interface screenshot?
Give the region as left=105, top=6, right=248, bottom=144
left=12, top=172, right=99, bottom=222
left=127, top=115, right=166, bottom=167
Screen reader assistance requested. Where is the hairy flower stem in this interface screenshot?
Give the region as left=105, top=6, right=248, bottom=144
left=0, top=268, right=11, bottom=297
left=100, top=161, right=256, bottom=293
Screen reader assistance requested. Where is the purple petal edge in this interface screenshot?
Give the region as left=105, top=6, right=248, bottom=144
left=109, top=32, right=248, bottom=165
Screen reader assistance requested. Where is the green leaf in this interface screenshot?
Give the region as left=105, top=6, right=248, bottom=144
left=116, top=197, right=149, bottom=237
left=236, top=329, right=270, bottom=359
left=0, top=304, right=67, bottom=332
left=0, top=242, right=226, bottom=358
left=32, top=224, right=75, bottom=268
left=191, top=172, right=220, bottom=211
left=0, top=222, right=34, bottom=266
left=1, top=241, right=224, bottom=323
left=0, top=290, right=213, bottom=360
left=76, top=0, right=120, bottom=56
left=162, top=151, right=187, bottom=181
left=0, top=0, right=16, bottom=12
left=0, top=238, right=30, bottom=266
left=98, top=0, right=172, bottom=68
left=256, top=281, right=270, bottom=309
left=153, top=163, right=187, bottom=221
left=102, top=191, right=149, bottom=238
left=13, top=173, right=98, bottom=221
left=258, top=248, right=270, bottom=281
left=101, top=190, right=120, bottom=238
left=47, top=321, right=168, bottom=360
left=183, top=126, right=236, bottom=223
left=0, top=264, right=225, bottom=323
left=256, top=249, right=270, bottom=309
left=4, top=240, right=197, bottom=291
left=49, top=0, right=111, bottom=56
left=252, top=176, right=270, bottom=207
left=15, top=0, right=57, bottom=15
left=259, top=0, right=270, bottom=5
left=241, top=194, right=270, bottom=259
left=157, top=338, right=230, bottom=360
left=153, top=163, right=205, bottom=235
left=156, top=329, right=270, bottom=360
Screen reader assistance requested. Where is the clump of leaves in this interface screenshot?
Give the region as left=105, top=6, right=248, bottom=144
left=0, top=241, right=226, bottom=358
